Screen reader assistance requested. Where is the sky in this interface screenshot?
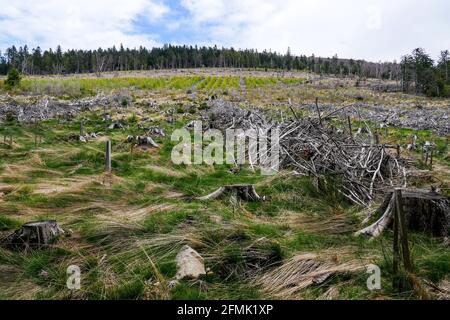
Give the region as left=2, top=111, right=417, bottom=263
left=0, top=0, right=448, bottom=62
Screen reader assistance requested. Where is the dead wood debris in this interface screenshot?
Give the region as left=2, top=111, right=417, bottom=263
left=126, top=135, right=159, bottom=148
left=205, top=100, right=406, bottom=207
left=300, top=103, right=449, bottom=136
left=355, top=188, right=450, bottom=238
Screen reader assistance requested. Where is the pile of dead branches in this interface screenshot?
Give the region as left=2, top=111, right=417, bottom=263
left=300, top=103, right=450, bottom=136
left=201, top=100, right=269, bottom=131
left=0, top=93, right=130, bottom=123
left=205, top=100, right=405, bottom=207
left=277, top=118, right=405, bottom=206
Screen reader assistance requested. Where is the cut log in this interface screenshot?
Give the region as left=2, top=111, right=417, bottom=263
left=2, top=220, right=64, bottom=250
left=355, top=189, right=450, bottom=238
left=197, top=184, right=264, bottom=202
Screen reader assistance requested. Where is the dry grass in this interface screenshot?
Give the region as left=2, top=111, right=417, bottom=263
left=282, top=211, right=358, bottom=235
left=254, top=252, right=365, bottom=299
left=34, top=176, right=97, bottom=194
left=0, top=69, right=448, bottom=300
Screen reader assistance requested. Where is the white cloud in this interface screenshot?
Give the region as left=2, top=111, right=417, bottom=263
left=366, top=5, right=382, bottom=31
left=0, top=0, right=448, bottom=61
left=179, top=0, right=450, bottom=61
left=0, top=0, right=168, bottom=50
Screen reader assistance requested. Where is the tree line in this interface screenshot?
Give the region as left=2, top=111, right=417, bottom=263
left=0, top=44, right=397, bottom=79
left=400, top=48, right=449, bottom=97
left=0, top=44, right=448, bottom=96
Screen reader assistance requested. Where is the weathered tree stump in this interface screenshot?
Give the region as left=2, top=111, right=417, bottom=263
left=108, top=122, right=124, bottom=130
left=126, top=135, right=159, bottom=148
left=2, top=220, right=64, bottom=250
left=197, top=184, right=264, bottom=202
left=137, top=136, right=159, bottom=148
left=356, top=189, right=450, bottom=238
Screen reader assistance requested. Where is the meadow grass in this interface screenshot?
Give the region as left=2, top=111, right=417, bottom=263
left=0, top=95, right=448, bottom=300
left=10, top=76, right=204, bottom=97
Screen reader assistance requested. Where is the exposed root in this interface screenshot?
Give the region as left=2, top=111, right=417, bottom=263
left=355, top=193, right=395, bottom=237
left=197, top=184, right=264, bottom=202
left=355, top=189, right=450, bottom=238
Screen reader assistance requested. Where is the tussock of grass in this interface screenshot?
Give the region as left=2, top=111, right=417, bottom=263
left=254, top=252, right=365, bottom=299
left=0, top=215, right=21, bottom=231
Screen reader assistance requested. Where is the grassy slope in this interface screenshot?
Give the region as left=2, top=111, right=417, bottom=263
left=0, top=73, right=448, bottom=300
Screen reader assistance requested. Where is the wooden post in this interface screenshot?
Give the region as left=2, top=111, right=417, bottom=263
left=374, top=132, right=380, bottom=145
left=347, top=116, right=353, bottom=141
left=288, top=99, right=300, bottom=122
left=396, top=145, right=401, bottom=158
left=393, top=198, right=400, bottom=290
left=9, top=129, right=12, bottom=146
left=105, top=140, right=112, bottom=173
left=315, top=97, right=322, bottom=126
left=35, top=133, right=38, bottom=148
left=394, top=189, right=413, bottom=273
left=80, top=121, right=84, bottom=137
left=430, top=149, right=433, bottom=170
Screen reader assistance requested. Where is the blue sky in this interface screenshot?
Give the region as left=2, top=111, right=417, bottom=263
left=0, top=0, right=449, bottom=62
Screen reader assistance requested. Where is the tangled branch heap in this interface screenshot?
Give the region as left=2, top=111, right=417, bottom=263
left=205, top=100, right=405, bottom=207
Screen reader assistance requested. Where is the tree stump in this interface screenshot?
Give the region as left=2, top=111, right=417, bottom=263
left=137, top=136, right=159, bottom=148
left=356, top=189, right=450, bottom=238
left=197, top=184, right=264, bottom=202
left=126, top=136, right=159, bottom=148
left=2, top=220, right=64, bottom=250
